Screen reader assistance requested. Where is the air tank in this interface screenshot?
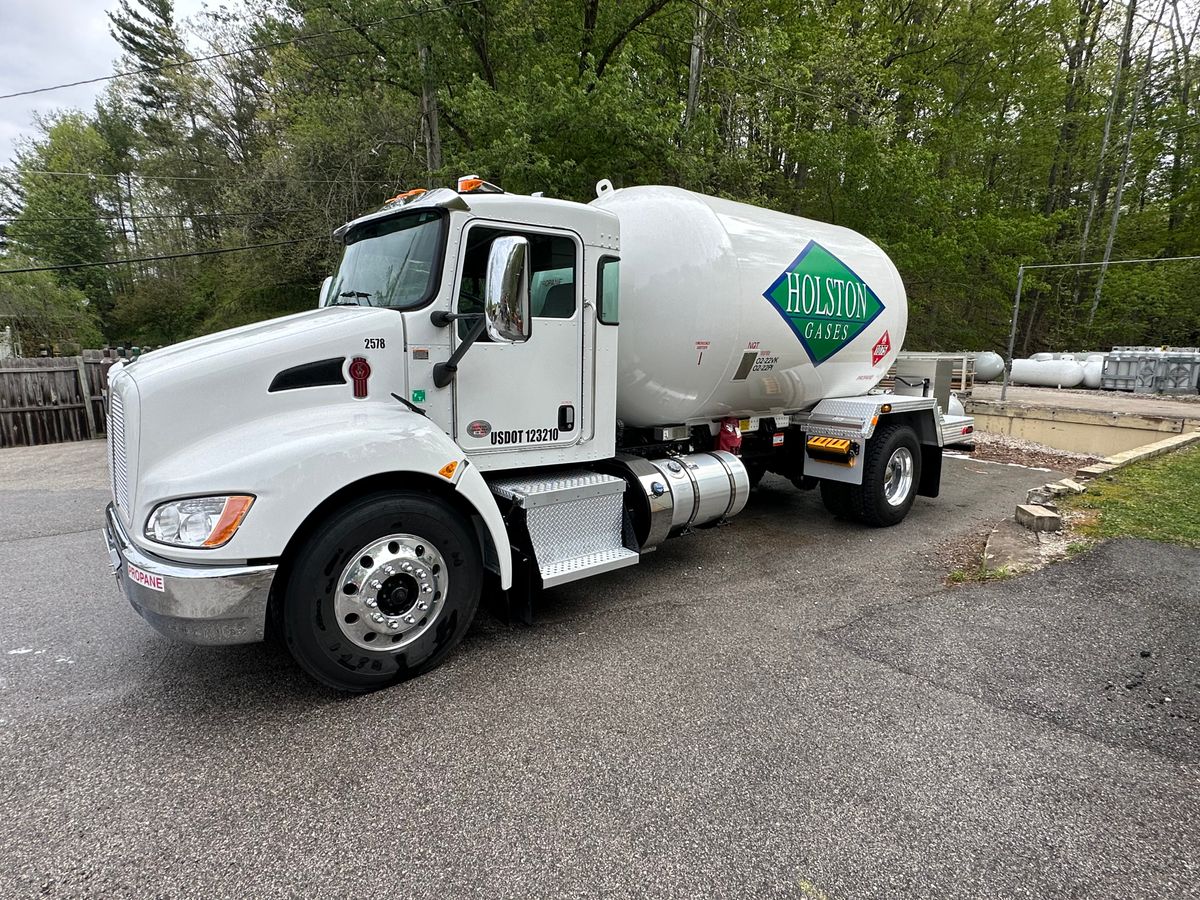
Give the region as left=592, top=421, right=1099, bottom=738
left=590, top=183, right=908, bottom=428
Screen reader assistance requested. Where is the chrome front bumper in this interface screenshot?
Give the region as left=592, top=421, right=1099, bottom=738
left=103, top=504, right=276, bottom=645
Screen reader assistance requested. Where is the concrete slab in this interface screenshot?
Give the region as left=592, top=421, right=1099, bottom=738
left=1016, top=503, right=1062, bottom=532
left=983, top=519, right=1042, bottom=573
left=967, top=385, right=1200, bottom=456
left=972, top=383, right=1200, bottom=419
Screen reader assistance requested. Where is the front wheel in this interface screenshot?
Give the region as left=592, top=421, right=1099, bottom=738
left=281, top=491, right=482, bottom=692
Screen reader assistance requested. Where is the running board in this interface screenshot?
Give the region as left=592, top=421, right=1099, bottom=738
left=540, top=547, right=639, bottom=588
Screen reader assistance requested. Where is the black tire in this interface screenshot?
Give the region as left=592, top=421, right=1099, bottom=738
left=819, top=478, right=855, bottom=517
left=281, top=490, right=482, bottom=692
left=846, top=423, right=922, bottom=527
left=745, top=463, right=766, bottom=489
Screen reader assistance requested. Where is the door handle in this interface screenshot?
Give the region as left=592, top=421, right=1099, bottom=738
left=558, top=404, right=575, bottom=432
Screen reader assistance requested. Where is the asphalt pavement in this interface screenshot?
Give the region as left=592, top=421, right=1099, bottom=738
left=0, top=440, right=1196, bottom=899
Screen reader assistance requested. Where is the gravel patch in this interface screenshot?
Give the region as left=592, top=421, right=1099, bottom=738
left=967, top=430, right=1102, bottom=470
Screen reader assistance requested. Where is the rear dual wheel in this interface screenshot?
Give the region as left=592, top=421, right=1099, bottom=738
left=819, top=423, right=921, bottom=527
left=281, top=491, right=482, bottom=692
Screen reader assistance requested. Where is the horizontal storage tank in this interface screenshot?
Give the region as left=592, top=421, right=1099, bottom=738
left=591, top=183, right=907, bottom=428
left=1010, top=358, right=1085, bottom=388
left=973, top=351, right=1005, bottom=381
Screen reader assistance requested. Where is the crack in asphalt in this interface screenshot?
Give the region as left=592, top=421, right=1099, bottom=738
left=0, top=526, right=102, bottom=547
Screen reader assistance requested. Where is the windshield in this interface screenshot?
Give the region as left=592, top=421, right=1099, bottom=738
left=331, top=209, right=446, bottom=309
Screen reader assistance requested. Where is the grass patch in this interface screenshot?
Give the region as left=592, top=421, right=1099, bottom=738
left=1061, top=445, right=1200, bottom=548
left=948, top=563, right=1014, bottom=584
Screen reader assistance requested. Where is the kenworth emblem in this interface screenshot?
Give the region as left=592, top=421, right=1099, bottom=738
left=762, top=240, right=886, bottom=365
left=349, top=357, right=371, bottom=399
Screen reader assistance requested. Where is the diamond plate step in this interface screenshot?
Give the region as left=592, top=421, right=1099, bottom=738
left=488, top=469, right=638, bottom=588
left=541, top=547, right=639, bottom=588
left=489, top=470, right=625, bottom=509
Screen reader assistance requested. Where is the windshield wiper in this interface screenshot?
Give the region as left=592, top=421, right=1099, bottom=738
left=335, top=290, right=374, bottom=307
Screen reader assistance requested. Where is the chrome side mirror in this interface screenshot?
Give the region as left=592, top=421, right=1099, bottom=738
left=318, top=276, right=333, bottom=308
left=484, top=236, right=531, bottom=343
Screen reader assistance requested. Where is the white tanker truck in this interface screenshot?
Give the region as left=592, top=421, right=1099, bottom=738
left=102, top=177, right=973, bottom=691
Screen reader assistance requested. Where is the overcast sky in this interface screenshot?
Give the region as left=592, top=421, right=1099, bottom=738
left=0, top=0, right=208, bottom=166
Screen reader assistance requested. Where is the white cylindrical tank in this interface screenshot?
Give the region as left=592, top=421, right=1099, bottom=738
left=1010, top=358, right=1085, bottom=388
left=973, top=351, right=1004, bottom=381
left=591, top=184, right=907, bottom=428
left=1081, top=357, right=1103, bottom=388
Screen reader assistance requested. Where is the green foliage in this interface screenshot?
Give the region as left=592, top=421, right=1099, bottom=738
left=1063, top=447, right=1200, bottom=548
left=2, top=0, right=1199, bottom=352
left=0, top=256, right=103, bottom=352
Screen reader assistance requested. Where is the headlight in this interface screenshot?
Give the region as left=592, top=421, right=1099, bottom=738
left=145, top=495, right=255, bottom=548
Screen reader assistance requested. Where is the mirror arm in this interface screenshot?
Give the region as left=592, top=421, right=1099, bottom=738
left=430, top=310, right=482, bottom=328
left=433, top=317, right=486, bottom=388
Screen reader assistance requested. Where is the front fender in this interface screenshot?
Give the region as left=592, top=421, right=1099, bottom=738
left=133, top=403, right=512, bottom=588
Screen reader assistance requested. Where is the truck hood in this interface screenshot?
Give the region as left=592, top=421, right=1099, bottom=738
left=110, top=304, right=410, bottom=534
left=126, top=306, right=389, bottom=380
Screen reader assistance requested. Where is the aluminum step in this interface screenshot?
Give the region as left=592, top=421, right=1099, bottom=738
left=540, top=547, right=639, bottom=588
left=488, top=469, right=638, bottom=588
left=489, top=470, right=625, bottom=508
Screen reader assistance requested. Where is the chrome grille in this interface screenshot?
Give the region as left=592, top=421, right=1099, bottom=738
left=108, top=387, right=131, bottom=515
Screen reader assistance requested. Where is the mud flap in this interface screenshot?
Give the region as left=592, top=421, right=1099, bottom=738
left=918, top=444, right=943, bottom=498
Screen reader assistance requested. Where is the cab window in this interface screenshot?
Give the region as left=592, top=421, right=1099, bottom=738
left=457, top=227, right=576, bottom=339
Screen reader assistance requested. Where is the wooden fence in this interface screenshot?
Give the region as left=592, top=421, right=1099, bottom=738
left=0, top=351, right=113, bottom=449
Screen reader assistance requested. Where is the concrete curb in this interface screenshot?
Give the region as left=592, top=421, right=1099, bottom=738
left=1074, top=430, right=1200, bottom=480
left=1018, top=430, right=1200, bottom=531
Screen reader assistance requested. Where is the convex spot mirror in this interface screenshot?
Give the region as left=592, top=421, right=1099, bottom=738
left=484, top=236, right=531, bottom=343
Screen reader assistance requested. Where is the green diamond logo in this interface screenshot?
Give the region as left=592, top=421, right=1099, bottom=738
left=763, top=241, right=885, bottom=365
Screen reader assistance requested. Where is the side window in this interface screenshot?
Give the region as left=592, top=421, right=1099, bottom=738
left=457, top=227, right=577, bottom=339
left=598, top=257, right=620, bottom=325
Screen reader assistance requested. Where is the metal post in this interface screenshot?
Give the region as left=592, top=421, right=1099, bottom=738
left=1001, top=266, right=1024, bottom=402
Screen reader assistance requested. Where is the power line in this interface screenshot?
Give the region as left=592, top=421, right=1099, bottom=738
left=0, top=239, right=306, bottom=275
left=3, top=168, right=389, bottom=186
left=0, top=209, right=323, bottom=222
left=0, top=0, right=482, bottom=101
left=1018, top=254, right=1200, bottom=271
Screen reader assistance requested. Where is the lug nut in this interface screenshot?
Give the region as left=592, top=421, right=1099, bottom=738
left=383, top=565, right=395, bottom=575
left=371, top=613, right=385, bottom=623
left=418, top=571, right=427, bottom=580
left=416, top=601, right=428, bottom=611
left=403, top=614, right=415, bottom=624
left=365, top=598, right=377, bottom=608
left=422, top=585, right=432, bottom=594
left=387, top=619, right=400, bottom=630
left=371, top=579, right=383, bottom=590
left=401, top=562, right=413, bottom=572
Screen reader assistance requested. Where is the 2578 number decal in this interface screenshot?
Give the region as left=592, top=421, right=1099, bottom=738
left=490, top=428, right=560, bottom=445
left=364, top=337, right=385, bottom=349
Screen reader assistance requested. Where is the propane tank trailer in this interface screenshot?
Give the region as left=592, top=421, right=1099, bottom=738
left=102, top=176, right=973, bottom=691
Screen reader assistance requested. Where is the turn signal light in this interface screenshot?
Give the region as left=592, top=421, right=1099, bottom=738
left=204, top=497, right=256, bottom=547
left=438, top=460, right=460, bottom=479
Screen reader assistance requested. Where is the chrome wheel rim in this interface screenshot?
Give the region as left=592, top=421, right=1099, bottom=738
left=334, top=534, right=447, bottom=651
left=883, top=447, right=914, bottom=507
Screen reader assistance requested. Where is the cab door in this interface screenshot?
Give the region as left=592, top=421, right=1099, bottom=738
left=452, top=221, right=583, bottom=459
